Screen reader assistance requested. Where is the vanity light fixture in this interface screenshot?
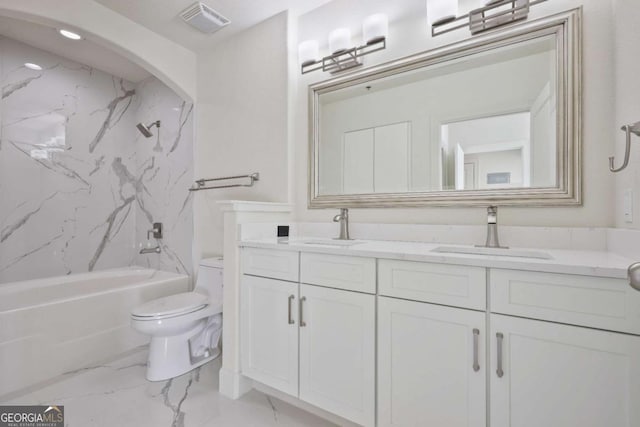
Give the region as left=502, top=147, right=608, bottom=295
left=299, top=13, right=388, bottom=75
left=59, top=29, right=82, bottom=40
left=24, top=63, right=43, bottom=71
left=430, top=0, right=548, bottom=37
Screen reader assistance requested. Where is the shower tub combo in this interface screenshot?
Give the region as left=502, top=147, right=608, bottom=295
left=0, top=268, right=188, bottom=398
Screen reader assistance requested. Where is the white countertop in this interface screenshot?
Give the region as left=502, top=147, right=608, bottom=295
left=239, top=238, right=635, bottom=279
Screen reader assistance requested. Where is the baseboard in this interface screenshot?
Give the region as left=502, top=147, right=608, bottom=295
left=218, top=367, right=253, bottom=399
left=252, top=382, right=361, bottom=427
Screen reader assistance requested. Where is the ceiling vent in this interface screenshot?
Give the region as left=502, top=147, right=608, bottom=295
left=180, top=2, right=230, bottom=34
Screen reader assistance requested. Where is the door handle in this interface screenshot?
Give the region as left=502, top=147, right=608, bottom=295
left=496, top=332, right=504, bottom=378
left=299, top=296, right=307, bottom=327
left=473, top=328, right=480, bottom=372
left=287, top=295, right=295, bottom=325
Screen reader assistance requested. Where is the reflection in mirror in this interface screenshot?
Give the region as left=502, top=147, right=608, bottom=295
left=318, top=34, right=557, bottom=196
left=442, top=112, right=538, bottom=191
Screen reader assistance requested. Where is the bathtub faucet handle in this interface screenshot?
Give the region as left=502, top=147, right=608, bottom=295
left=147, top=222, right=163, bottom=240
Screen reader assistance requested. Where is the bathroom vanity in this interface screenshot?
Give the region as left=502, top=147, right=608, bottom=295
left=238, top=239, right=640, bottom=427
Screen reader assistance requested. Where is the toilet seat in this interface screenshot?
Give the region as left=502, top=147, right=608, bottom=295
left=131, top=292, right=209, bottom=320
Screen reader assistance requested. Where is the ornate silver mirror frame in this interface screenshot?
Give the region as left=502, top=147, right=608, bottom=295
left=308, top=8, right=581, bottom=208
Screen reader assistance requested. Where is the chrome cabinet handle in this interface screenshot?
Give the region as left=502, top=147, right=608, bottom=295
left=496, top=332, right=504, bottom=378
left=473, top=328, right=480, bottom=372
left=287, top=295, right=295, bottom=325
left=299, top=296, right=307, bottom=327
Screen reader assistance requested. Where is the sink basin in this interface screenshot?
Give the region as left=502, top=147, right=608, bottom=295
left=298, top=239, right=363, bottom=247
left=431, top=246, right=553, bottom=260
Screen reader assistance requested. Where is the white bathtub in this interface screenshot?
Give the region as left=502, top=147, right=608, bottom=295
left=0, top=268, right=189, bottom=398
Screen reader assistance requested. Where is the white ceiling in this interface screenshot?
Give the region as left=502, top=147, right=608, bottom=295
left=0, top=16, right=151, bottom=82
left=0, top=0, right=336, bottom=83
left=94, top=0, right=335, bottom=52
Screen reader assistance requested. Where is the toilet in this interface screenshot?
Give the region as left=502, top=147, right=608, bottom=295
left=131, top=257, right=223, bottom=381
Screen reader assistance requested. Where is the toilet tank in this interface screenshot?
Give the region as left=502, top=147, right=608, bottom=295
left=194, top=257, right=223, bottom=303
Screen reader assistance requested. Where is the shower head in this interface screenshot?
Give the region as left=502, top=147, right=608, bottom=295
left=136, top=120, right=160, bottom=138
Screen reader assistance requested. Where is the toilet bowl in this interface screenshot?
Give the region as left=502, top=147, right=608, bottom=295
left=131, top=257, right=223, bottom=381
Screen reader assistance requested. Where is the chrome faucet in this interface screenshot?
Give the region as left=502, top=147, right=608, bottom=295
left=480, top=206, right=507, bottom=249
left=333, top=208, right=351, bottom=240
left=140, top=222, right=163, bottom=254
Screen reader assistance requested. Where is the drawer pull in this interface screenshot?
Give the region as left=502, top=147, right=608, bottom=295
left=300, top=296, right=307, bottom=327
left=287, top=295, right=295, bottom=325
left=496, top=332, right=504, bottom=378
left=473, top=328, right=480, bottom=372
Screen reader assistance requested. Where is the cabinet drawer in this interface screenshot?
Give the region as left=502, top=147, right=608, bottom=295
left=378, top=259, right=486, bottom=310
left=490, top=269, right=640, bottom=335
left=300, top=253, right=376, bottom=294
left=242, top=248, right=299, bottom=282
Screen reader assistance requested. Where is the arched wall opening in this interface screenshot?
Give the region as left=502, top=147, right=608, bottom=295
left=0, top=0, right=196, bottom=102
left=0, top=3, right=196, bottom=284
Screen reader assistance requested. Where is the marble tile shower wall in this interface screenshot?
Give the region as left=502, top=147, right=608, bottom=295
left=0, top=37, right=193, bottom=283
left=132, top=78, right=194, bottom=274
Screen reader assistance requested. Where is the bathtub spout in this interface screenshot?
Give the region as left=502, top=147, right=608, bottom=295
left=140, top=246, right=161, bottom=254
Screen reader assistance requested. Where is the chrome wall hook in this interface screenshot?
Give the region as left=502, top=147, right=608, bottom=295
left=609, top=122, right=640, bottom=173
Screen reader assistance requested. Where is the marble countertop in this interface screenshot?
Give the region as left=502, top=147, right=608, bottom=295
left=239, top=238, right=635, bottom=279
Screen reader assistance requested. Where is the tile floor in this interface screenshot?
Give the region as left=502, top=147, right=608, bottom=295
left=3, top=348, right=335, bottom=427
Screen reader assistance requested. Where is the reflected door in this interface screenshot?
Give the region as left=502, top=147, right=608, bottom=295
left=342, top=123, right=409, bottom=194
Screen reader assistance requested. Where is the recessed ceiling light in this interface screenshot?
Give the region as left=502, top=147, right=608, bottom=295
left=24, top=63, right=43, bottom=71
left=59, top=29, right=82, bottom=40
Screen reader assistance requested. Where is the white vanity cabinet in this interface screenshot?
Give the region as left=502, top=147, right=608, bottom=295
left=377, top=259, right=487, bottom=427
left=240, top=274, right=299, bottom=396
left=240, top=244, right=640, bottom=427
left=378, top=297, right=486, bottom=427
left=240, top=248, right=376, bottom=426
left=489, top=314, right=640, bottom=427
left=488, top=269, right=640, bottom=427
left=299, top=283, right=375, bottom=426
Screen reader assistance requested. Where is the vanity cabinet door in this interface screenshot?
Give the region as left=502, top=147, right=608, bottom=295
left=298, top=284, right=375, bottom=426
left=240, top=275, right=299, bottom=396
left=378, top=297, right=486, bottom=427
left=490, top=314, right=640, bottom=427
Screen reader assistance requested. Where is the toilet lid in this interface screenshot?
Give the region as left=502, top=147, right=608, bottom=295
left=131, top=293, right=209, bottom=318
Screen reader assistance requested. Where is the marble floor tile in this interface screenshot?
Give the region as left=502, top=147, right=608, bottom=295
left=3, top=349, right=335, bottom=427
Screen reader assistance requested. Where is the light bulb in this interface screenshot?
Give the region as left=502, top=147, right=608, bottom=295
left=59, top=29, right=82, bottom=40
left=363, top=14, right=389, bottom=45
left=24, top=63, right=43, bottom=71
left=298, top=40, right=320, bottom=66
left=328, top=28, right=352, bottom=54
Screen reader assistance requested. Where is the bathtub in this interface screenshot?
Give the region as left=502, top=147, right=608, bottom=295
left=0, top=268, right=189, bottom=398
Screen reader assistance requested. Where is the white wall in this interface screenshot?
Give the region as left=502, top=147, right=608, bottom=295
left=293, top=0, right=616, bottom=227
left=612, top=0, right=640, bottom=228
left=194, top=12, right=291, bottom=257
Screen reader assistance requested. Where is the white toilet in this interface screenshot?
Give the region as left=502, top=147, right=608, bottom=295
left=131, top=257, right=223, bottom=381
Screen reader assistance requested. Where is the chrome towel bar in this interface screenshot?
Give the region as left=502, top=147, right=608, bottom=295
left=189, top=172, right=259, bottom=191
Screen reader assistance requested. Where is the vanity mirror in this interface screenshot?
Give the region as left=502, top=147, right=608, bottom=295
left=309, top=9, right=581, bottom=207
